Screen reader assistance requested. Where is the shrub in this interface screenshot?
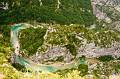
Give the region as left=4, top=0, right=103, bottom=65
left=78, top=64, right=88, bottom=76
left=97, top=55, right=114, bottom=62
left=65, top=44, right=77, bottom=56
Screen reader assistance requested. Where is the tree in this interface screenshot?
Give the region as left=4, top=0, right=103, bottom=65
left=0, top=0, right=96, bottom=26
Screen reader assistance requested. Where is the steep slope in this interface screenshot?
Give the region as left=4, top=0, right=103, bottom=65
left=91, top=0, right=120, bottom=31
left=17, top=23, right=120, bottom=63
left=0, top=0, right=95, bottom=26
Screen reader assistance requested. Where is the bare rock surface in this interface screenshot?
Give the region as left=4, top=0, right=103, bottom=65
left=30, top=46, right=74, bottom=63
left=77, top=43, right=120, bottom=58
left=91, top=0, right=120, bottom=31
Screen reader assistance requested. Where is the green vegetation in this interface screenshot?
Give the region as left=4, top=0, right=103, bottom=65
left=0, top=0, right=120, bottom=78
left=12, top=63, right=26, bottom=72
left=97, top=55, right=114, bottom=62
left=55, top=68, right=76, bottom=76
left=65, top=44, right=77, bottom=56
left=0, top=0, right=95, bottom=26
left=19, top=27, right=46, bottom=55
left=18, top=24, right=120, bottom=55
left=0, top=25, right=10, bottom=47
left=110, top=61, right=120, bottom=74
left=93, top=62, right=118, bottom=77
left=54, top=56, right=64, bottom=62
left=47, top=56, right=64, bottom=62
left=78, top=64, right=88, bottom=76
left=0, top=46, right=120, bottom=78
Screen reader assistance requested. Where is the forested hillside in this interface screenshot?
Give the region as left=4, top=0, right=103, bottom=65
left=0, top=0, right=95, bottom=26
left=0, top=0, right=120, bottom=79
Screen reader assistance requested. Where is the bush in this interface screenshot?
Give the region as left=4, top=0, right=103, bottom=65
left=97, top=55, right=114, bottom=62
left=65, top=44, right=77, bottom=56
left=78, top=64, right=88, bottom=76
left=0, top=25, right=10, bottom=47
left=12, top=63, right=27, bottom=72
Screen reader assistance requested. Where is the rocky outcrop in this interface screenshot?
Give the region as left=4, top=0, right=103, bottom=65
left=18, top=23, right=120, bottom=63
left=91, top=0, right=120, bottom=21
left=109, top=21, right=120, bottom=32
left=77, top=42, right=120, bottom=58
left=30, top=46, right=74, bottom=63
left=91, top=0, right=120, bottom=31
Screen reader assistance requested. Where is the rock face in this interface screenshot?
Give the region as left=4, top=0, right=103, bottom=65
left=18, top=23, right=120, bottom=63
left=109, top=21, right=120, bottom=32
left=91, top=0, right=120, bottom=31
left=30, top=42, right=120, bottom=63
left=30, top=46, right=74, bottom=63
left=91, top=0, right=120, bottom=21
left=77, top=43, right=120, bottom=58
